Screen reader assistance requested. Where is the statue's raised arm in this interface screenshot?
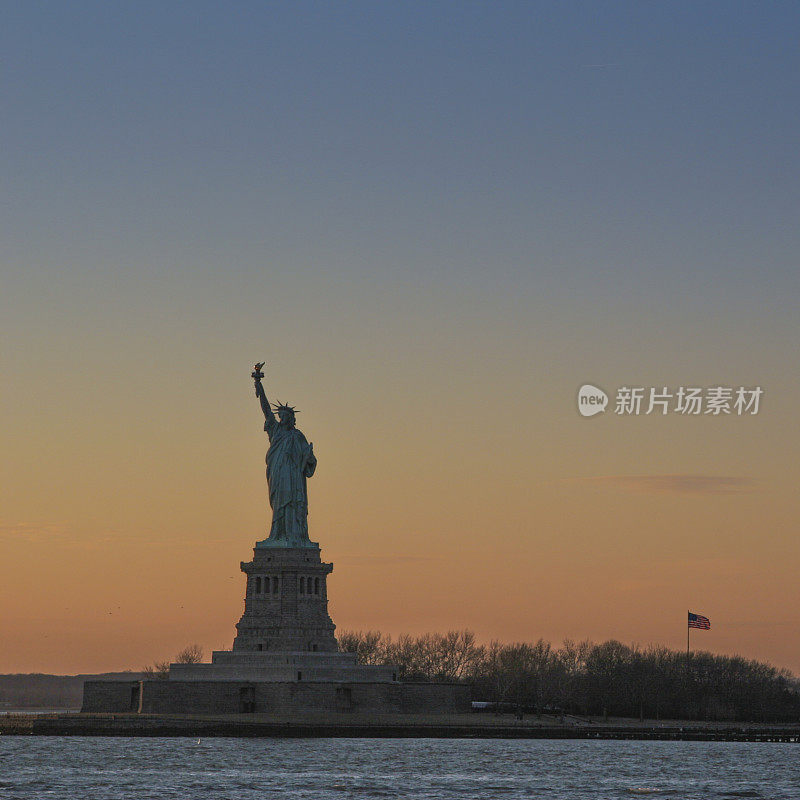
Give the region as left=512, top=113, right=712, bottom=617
left=252, top=362, right=275, bottom=427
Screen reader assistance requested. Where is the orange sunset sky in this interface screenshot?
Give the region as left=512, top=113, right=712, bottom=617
left=1, top=3, right=798, bottom=674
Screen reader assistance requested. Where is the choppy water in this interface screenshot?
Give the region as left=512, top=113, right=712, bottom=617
left=0, top=738, right=796, bottom=799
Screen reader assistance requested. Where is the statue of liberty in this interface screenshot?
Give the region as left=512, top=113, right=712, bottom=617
left=251, top=363, right=317, bottom=547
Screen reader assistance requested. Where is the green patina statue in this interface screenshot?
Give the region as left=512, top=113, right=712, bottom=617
left=252, top=362, right=317, bottom=548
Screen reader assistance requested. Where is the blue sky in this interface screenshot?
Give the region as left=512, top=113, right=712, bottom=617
left=4, top=1, right=798, bottom=303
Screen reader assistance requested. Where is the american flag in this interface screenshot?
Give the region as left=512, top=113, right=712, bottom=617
left=688, top=611, right=711, bottom=630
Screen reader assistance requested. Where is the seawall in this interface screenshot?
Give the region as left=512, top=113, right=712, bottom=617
left=2, top=713, right=799, bottom=741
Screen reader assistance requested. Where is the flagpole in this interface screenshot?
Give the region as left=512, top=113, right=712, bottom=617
left=686, top=611, right=690, bottom=662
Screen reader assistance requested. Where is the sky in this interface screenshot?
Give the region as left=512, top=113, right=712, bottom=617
left=1, top=1, right=798, bottom=675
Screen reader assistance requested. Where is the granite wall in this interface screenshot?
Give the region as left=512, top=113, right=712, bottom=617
left=82, top=679, right=470, bottom=715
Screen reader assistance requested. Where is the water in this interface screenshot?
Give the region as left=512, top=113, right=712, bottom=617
left=0, top=738, right=796, bottom=799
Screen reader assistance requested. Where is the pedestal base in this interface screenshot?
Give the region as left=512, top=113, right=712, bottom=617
left=170, top=650, right=397, bottom=683
left=233, top=544, right=338, bottom=653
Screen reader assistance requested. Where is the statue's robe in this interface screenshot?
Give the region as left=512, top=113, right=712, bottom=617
left=264, top=415, right=317, bottom=543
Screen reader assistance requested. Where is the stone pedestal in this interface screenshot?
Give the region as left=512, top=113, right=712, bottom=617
left=170, top=540, right=398, bottom=686
left=232, top=544, right=338, bottom=653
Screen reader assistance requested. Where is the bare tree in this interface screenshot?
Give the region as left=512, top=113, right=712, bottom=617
left=388, top=633, right=424, bottom=679
left=175, top=643, right=204, bottom=664
left=429, top=630, right=485, bottom=682
left=143, top=643, right=203, bottom=678
left=337, top=630, right=390, bottom=665
left=142, top=660, right=170, bottom=679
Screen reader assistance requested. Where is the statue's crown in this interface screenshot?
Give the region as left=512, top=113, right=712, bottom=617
left=272, top=401, right=299, bottom=414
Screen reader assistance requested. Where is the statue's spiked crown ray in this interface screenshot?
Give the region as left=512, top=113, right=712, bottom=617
left=272, top=401, right=300, bottom=414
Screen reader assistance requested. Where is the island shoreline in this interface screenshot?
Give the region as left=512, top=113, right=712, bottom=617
left=2, top=713, right=798, bottom=741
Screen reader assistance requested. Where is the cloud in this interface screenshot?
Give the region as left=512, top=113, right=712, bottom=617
left=342, top=554, right=439, bottom=565
left=578, top=475, right=754, bottom=495
left=0, top=520, right=124, bottom=547
left=0, top=520, right=71, bottom=542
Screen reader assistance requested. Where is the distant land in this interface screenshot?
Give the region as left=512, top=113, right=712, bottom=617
left=0, top=673, right=144, bottom=709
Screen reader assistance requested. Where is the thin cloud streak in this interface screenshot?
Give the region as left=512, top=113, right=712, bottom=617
left=576, top=475, right=755, bottom=495
left=0, top=521, right=71, bottom=542
left=342, top=555, right=439, bottom=565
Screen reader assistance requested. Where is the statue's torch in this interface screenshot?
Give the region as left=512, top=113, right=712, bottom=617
left=252, top=362, right=265, bottom=395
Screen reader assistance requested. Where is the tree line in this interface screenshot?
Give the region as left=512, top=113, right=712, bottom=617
left=337, top=630, right=800, bottom=722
